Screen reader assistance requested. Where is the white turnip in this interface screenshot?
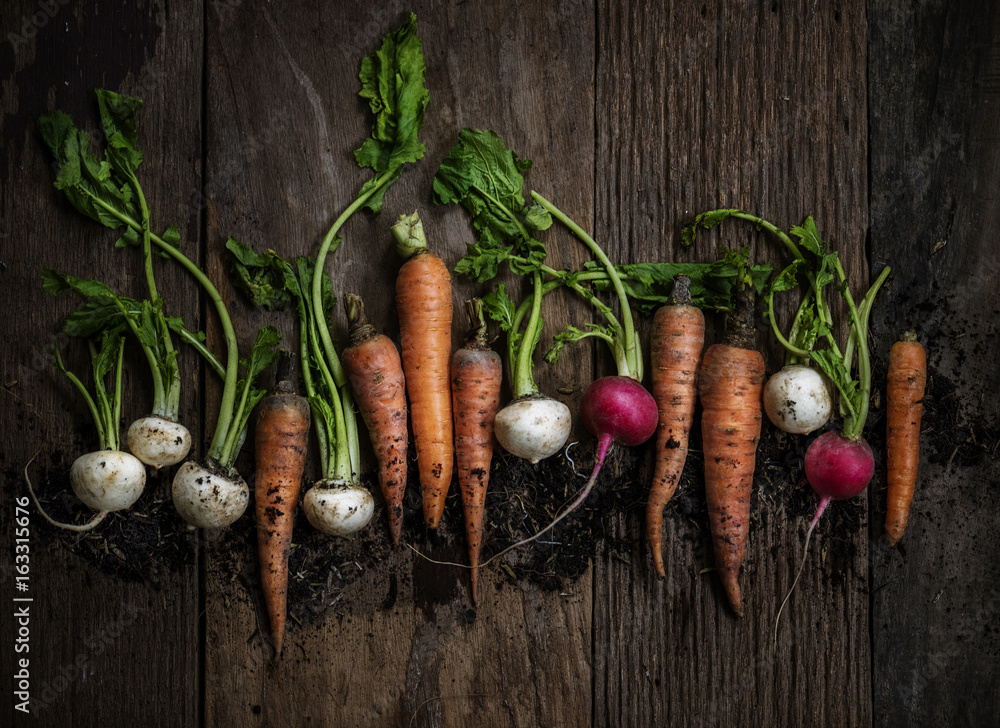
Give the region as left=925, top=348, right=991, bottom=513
left=127, top=415, right=192, bottom=469
left=763, top=365, right=832, bottom=435
left=303, top=479, right=375, bottom=537
left=493, top=395, right=572, bottom=464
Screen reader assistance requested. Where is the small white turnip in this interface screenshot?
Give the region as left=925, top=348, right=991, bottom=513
left=763, top=365, right=832, bottom=435
left=172, top=461, right=249, bottom=529
left=303, top=479, right=375, bottom=537
left=127, top=415, right=192, bottom=469
left=70, top=450, right=147, bottom=512
left=493, top=395, right=572, bottom=464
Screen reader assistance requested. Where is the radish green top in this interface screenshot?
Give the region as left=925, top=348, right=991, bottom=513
left=435, top=128, right=772, bottom=386
left=40, top=88, right=279, bottom=472
left=684, top=210, right=889, bottom=440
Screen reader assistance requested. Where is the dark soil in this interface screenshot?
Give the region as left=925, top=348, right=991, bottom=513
left=13, top=357, right=989, bottom=622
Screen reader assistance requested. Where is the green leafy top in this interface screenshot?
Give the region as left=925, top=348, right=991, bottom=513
left=355, top=11, right=429, bottom=212
left=227, top=240, right=356, bottom=483
left=312, top=14, right=429, bottom=388
left=41, top=88, right=274, bottom=470
left=434, top=129, right=556, bottom=397
left=50, top=329, right=126, bottom=452
left=685, top=208, right=890, bottom=438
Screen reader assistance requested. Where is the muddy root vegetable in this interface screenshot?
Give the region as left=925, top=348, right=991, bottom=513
left=303, top=480, right=375, bottom=536
left=700, top=338, right=765, bottom=618
left=884, top=331, right=926, bottom=546
left=392, top=212, right=454, bottom=530
left=71, top=450, right=147, bottom=512
left=172, top=462, right=249, bottom=529
left=646, top=276, right=705, bottom=579
left=254, top=375, right=311, bottom=658
left=342, top=294, right=409, bottom=547
left=127, top=415, right=192, bottom=469
left=451, top=299, right=503, bottom=604
left=763, top=365, right=832, bottom=435
left=494, top=395, right=572, bottom=464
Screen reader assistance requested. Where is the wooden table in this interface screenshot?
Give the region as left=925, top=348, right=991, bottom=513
left=2, top=2, right=997, bottom=726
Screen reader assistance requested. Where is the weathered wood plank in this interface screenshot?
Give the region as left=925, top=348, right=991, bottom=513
left=592, top=2, right=872, bottom=726
left=202, top=2, right=595, bottom=726
left=869, top=1, right=1000, bottom=725
left=0, top=1, right=203, bottom=725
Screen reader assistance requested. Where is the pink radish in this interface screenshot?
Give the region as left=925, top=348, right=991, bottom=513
left=503, top=375, right=658, bottom=550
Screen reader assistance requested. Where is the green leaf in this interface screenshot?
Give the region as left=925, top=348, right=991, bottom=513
left=681, top=208, right=742, bottom=247
left=38, top=108, right=140, bottom=231
left=225, top=237, right=292, bottom=310
left=790, top=216, right=824, bottom=257
left=354, top=12, right=429, bottom=206
left=543, top=323, right=609, bottom=365
left=769, top=259, right=807, bottom=294
left=95, top=88, right=145, bottom=179
left=482, top=284, right=519, bottom=334
left=433, top=128, right=537, bottom=252
left=811, top=348, right=858, bottom=419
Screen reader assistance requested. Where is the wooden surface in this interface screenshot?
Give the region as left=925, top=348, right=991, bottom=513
left=1, top=1, right=997, bottom=727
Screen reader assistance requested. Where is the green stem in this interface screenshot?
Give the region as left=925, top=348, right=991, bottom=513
left=174, top=328, right=226, bottom=380
left=312, top=174, right=390, bottom=388
left=133, top=177, right=181, bottom=419
left=511, top=272, right=544, bottom=398
left=53, top=347, right=106, bottom=450
left=767, top=292, right=811, bottom=360
left=530, top=191, right=641, bottom=380
left=87, top=192, right=239, bottom=461
left=841, top=265, right=891, bottom=439
left=110, top=336, right=125, bottom=452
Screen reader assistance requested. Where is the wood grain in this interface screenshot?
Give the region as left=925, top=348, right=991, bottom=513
left=1, top=1, right=998, bottom=726
left=593, top=2, right=872, bottom=727
left=0, top=1, right=203, bottom=726
left=868, top=1, right=1000, bottom=726
left=202, top=2, right=594, bottom=726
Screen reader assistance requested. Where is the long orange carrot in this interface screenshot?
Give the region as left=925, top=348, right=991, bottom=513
left=646, top=276, right=705, bottom=579
left=885, top=330, right=926, bottom=546
left=254, top=369, right=311, bottom=658
left=451, top=299, right=502, bottom=604
left=392, top=212, right=454, bottom=530
left=699, top=293, right=764, bottom=617
left=342, top=294, right=409, bottom=547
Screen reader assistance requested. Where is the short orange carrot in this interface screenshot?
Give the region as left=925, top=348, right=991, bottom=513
left=342, top=294, right=409, bottom=547
left=885, top=330, right=926, bottom=546
left=451, top=299, right=502, bottom=604
left=392, top=211, right=454, bottom=530
left=254, top=368, right=311, bottom=658
left=699, top=293, right=764, bottom=617
left=646, top=276, right=705, bottom=579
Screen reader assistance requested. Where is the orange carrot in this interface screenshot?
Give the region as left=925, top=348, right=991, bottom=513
left=254, top=370, right=311, bottom=658
left=392, top=212, right=454, bottom=530
left=646, top=276, right=705, bottom=579
left=885, top=330, right=926, bottom=546
left=699, top=292, right=764, bottom=617
left=451, top=299, right=502, bottom=604
left=342, top=294, right=409, bottom=547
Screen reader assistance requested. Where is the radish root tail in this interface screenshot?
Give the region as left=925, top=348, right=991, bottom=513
left=773, top=496, right=831, bottom=648
left=24, top=450, right=109, bottom=533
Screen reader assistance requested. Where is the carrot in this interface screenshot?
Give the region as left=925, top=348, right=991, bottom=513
left=254, top=364, right=311, bottom=658
left=392, top=212, right=454, bottom=530
left=646, top=276, right=705, bottom=579
left=885, top=330, right=926, bottom=546
left=699, top=290, right=764, bottom=617
left=342, top=294, right=409, bottom=547
left=451, top=299, right=502, bottom=604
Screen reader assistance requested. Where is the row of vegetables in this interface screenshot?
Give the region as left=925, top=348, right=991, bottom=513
left=29, top=15, right=927, bottom=656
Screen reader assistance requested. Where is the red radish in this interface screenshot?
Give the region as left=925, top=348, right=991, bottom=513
left=505, top=375, right=657, bottom=550
left=804, top=431, right=875, bottom=508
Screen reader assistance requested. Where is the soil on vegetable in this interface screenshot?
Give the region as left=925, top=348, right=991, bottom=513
left=11, top=357, right=991, bottom=626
